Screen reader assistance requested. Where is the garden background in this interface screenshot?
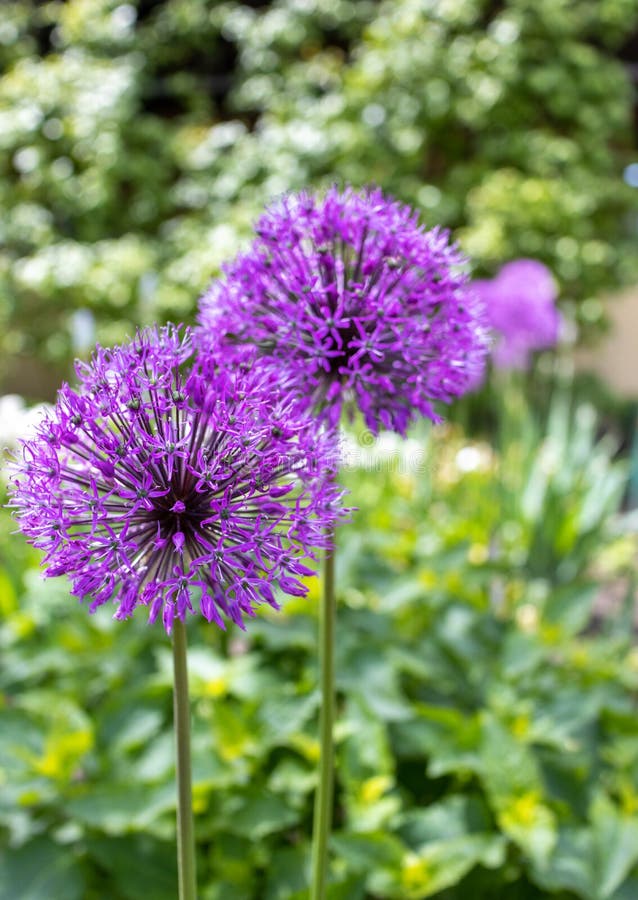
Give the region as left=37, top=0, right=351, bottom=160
left=3, top=1, right=638, bottom=898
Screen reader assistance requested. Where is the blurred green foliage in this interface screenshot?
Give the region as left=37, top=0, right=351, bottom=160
left=1, top=0, right=638, bottom=394
left=2, top=388, right=638, bottom=898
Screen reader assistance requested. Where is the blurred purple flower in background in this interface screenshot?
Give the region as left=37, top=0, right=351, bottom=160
left=473, top=259, right=561, bottom=371
left=9, top=325, right=345, bottom=634
left=197, top=186, right=488, bottom=435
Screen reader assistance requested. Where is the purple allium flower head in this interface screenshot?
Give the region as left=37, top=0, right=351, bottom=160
left=472, top=259, right=561, bottom=370
left=8, top=325, right=345, bottom=634
left=197, top=186, right=488, bottom=435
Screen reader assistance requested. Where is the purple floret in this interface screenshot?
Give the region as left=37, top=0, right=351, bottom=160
left=472, top=259, right=561, bottom=370
left=8, top=325, right=346, bottom=633
left=197, top=186, right=488, bottom=435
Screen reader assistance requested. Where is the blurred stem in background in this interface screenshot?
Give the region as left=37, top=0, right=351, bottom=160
left=628, top=407, right=638, bottom=508
left=310, top=529, right=336, bottom=900
left=172, top=618, right=197, bottom=900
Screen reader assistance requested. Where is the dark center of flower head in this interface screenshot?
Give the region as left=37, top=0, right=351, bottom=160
left=220, top=222, right=417, bottom=392
left=300, top=241, right=413, bottom=389
left=149, top=490, right=206, bottom=544
left=123, top=438, right=228, bottom=577
left=323, top=322, right=361, bottom=380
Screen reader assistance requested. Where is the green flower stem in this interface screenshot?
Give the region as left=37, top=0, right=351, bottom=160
left=172, top=617, right=197, bottom=900
left=311, top=529, right=336, bottom=900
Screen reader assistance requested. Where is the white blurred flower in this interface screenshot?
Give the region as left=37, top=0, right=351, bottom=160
left=339, top=429, right=427, bottom=473
left=0, top=394, right=49, bottom=449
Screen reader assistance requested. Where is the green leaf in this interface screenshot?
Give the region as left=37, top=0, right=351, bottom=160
left=264, top=846, right=307, bottom=900
left=531, top=827, right=595, bottom=898
left=331, top=831, right=405, bottom=873
left=480, top=715, right=557, bottom=866
left=258, top=689, right=319, bottom=747
left=591, top=793, right=638, bottom=899
left=216, top=789, right=299, bottom=841
left=340, top=696, right=395, bottom=783
left=0, top=837, right=85, bottom=900
left=398, top=794, right=492, bottom=848
left=391, top=704, right=482, bottom=777
left=209, top=833, right=258, bottom=894
left=337, top=646, right=412, bottom=722
left=500, top=630, right=545, bottom=679
left=86, top=835, right=177, bottom=900
left=368, top=833, right=507, bottom=899
left=0, top=710, right=43, bottom=773
left=610, top=876, right=638, bottom=900
left=532, top=795, right=638, bottom=899
left=100, top=703, right=164, bottom=754
left=542, top=583, right=599, bottom=636
left=65, top=783, right=175, bottom=835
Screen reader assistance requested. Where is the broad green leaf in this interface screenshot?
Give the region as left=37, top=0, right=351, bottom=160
left=531, top=827, right=595, bottom=898
left=368, top=833, right=507, bottom=899
left=591, top=793, right=638, bottom=899
left=331, top=831, right=405, bottom=872
left=340, top=696, right=394, bottom=784
left=0, top=710, right=43, bottom=772
left=541, top=583, right=598, bottom=636
left=99, top=702, right=164, bottom=754
left=391, top=704, right=482, bottom=777
left=257, top=689, right=319, bottom=747
left=264, top=846, right=307, bottom=900
left=480, top=715, right=557, bottom=866
left=268, top=758, right=315, bottom=798
left=0, top=837, right=84, bottom=900
left=65, top=782, right=174, bottom=835
left=86, top=835, right=177, bottom=900
left=532, top=795, right=638, bottom=899
left=398, top=794, right=492, bottom=847
left=214, top=789, right=299, bottom=841
left=209, top=833, right=258, bottom=895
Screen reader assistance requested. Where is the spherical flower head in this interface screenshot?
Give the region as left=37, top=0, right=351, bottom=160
left=197, top=186, right=488, bottom=436
left=8, top=325, right=346, bottom=634
left=473, top=259, right=561, bottom=370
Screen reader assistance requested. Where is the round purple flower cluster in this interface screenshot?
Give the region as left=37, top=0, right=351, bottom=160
left=198, top=187, right=487, bottom=435
left=9, top=326, right=344, bottom=633
left=472, top=259, right=561, bottom=370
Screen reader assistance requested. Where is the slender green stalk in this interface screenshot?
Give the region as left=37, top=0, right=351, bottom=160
left=172, top=617, right=197, bottom=900
left=310, top=529, right=336, bottom=900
